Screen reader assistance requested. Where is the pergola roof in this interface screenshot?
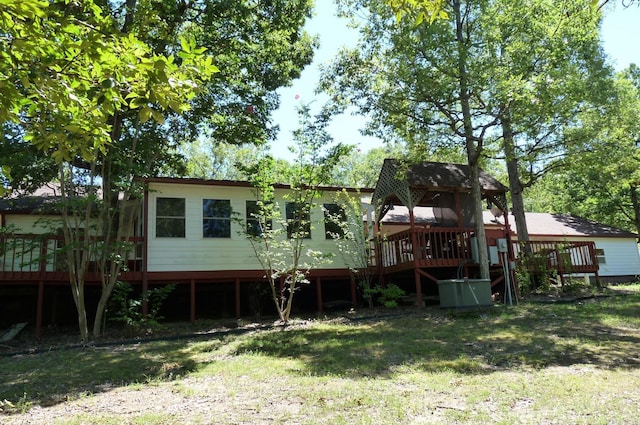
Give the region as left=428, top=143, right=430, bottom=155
left=371, top=159, right=509, bottom=224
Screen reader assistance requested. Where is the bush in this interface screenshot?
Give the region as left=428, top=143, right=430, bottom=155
left=108, top=281, right=175, bottom=329
left=377, top=283, right=406, bottom=308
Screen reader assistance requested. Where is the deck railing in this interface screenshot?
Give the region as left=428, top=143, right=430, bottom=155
left=514, top=240, right=598, bottom=275
left=372, top=230, right=599, bottom=280
left=372, top=227, right=475, bottom=272
left=0, top=233, right=144, bottom=278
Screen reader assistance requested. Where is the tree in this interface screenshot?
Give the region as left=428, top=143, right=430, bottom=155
left=483, top=1, right=610, bottom=247
left=2, top=0, right=317, bottom=340
left=328, top=144, right=403, bottom=187
left=1, top=0, right=217, bottom=340
left=326, top=188, right=377, bottom=307
left=386, top=0, right=448, bottom=24
left=323, top=0, right=507, bottom=278
left=242, top=104, right=352, bottom=323
left=323, top=0, right=613, bottom=280
left=180, top=139, right=293, bottom=181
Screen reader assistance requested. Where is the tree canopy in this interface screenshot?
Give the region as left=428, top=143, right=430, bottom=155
left=2, top=0, right=316, bottom=193
left=525, top=65, right=640, bottom=234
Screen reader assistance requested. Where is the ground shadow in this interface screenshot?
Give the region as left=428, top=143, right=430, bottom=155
left=229, top=293, right=640, bottom=377
left=0, top=339, right=197, bottom=411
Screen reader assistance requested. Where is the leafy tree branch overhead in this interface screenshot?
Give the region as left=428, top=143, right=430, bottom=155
left=0, top=0, right=217, bottom=166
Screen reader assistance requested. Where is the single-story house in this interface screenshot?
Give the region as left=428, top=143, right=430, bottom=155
left=2, top=160, right=625, bottom=335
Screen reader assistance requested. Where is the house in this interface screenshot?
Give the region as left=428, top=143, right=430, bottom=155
left=1, top=160, right=615, bottom=335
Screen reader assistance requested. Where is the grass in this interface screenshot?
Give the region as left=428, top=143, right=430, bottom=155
left=1, top=284, right=640, bottom=424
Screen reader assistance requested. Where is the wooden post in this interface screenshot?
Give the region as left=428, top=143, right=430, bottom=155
left=350, top=274, right=357, bottom=308
left=235, top=277, right=241, bottom=319
left=410, top=209, right=423, bottom=306
left=454, top=190, right=463, bottom=228
left=503, top=212, right=518, bottom=298
left=36, top=279, right=44, bottom=338
left=190, top=279, right=196, bottom=323
left=316, top=277, right=323, bottom=314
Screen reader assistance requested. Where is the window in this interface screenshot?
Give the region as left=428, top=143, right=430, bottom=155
left=286, top=202, right=311, bottom=239
left=203, top=199, right=231, bottom=238
left=323, top=203, right=346, bottom=239
left=246, top=200, right=272, bottom=237
left=595, top=248, right=606, bottom=265
left=156, top=197, right=185, bottom=238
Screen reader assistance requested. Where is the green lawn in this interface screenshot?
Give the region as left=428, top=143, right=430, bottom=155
left=1, top=285, right=639, bottom=424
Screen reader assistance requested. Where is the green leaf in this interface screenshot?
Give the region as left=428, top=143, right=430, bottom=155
left=129, top=97, right=148, bottom=109
left=139, top=106, right=152, bottom=123
left=150, top=109, right=165, bottom=124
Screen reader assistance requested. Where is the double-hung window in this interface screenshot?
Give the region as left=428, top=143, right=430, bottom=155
left=246, top=200, right=272, bottom=237
left=286, top=202, right=311, bottom=239
left=595, top=248, right=606, bottom=265
left=323, top=203, right=346, bottom=239
left=203, top=199, right=232, bottom=238
left=156, top=197, right=185, bottom=238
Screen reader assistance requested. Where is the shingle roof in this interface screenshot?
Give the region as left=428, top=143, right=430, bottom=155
left=384, top=159, right=508, bottom=192
left=0, top=196, right=62, bottom=214
left=379, top=207, right=638, bottom=238
left=512, top=212, right=637, bottom=238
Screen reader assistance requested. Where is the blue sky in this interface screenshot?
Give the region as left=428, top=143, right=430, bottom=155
left=269, top=2, right=640, bottom=160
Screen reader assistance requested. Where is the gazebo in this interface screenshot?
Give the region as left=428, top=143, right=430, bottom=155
left=370, top=159, right=514, bottom=304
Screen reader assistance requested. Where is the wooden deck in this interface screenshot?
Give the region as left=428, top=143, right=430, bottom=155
left=2, top=232, right=600, bottom=285
left=373, top=227, right=476, bottom=274
left=0, top=233, right=144, bottom=283
left=514, top=240, right=600, bottom=285
left=372, top=228, right=599, bottom=286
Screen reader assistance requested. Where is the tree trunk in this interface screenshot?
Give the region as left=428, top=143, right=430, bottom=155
left=501, top=108, right=531, bottom=248
left=71, top=282, right=89, bottom=341
left=469, top=163, right=489, bottom=279
left=454, top=0, right=489, bottom=279
left=92, top=281, right=117, bottom=337
left=631, top=183, right=640, bottom=237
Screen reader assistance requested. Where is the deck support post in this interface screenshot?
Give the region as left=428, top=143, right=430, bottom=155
left=235, top=277, right=241, bottom=319
left=409, top=209, right=423, bottom=306
left=316, top=277, right=323, bottom=314
left=350, top=274, right=357, bottom=308
left=36, top=279, right=44, bottom=338
left=190, top=279, right=196, bottom=323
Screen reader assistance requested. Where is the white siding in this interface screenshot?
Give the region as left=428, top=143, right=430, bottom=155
left=146, top=182, right=360, bottom=272
left=5, top=214, right=61, bottom=234
left=590, top=237, right=640, bottom=277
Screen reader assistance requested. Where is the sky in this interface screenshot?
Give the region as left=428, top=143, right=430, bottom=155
left=269, top=2, right=640, bottom=161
